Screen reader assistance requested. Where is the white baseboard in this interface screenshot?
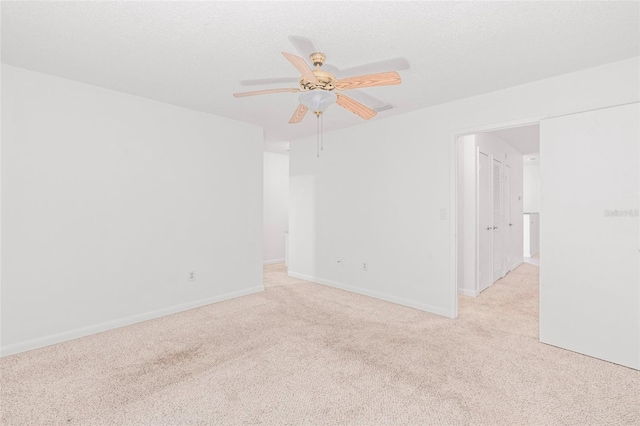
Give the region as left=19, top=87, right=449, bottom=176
left=288, top=271, right=451, bottom=317
left=263, top=258, right=285, bottom=265
left=509, top=259, right=525, bottom=271
left=458, top=288, right=479, bottom=297
left=1, top=285, right=264, bottom=358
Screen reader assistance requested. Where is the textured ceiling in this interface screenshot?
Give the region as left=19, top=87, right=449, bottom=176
left=2, top=1, right=639, bottom=143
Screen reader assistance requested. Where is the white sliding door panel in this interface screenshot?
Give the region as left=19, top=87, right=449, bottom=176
left=478, top=152, right=492, bottom=292
left=540, top=103, right=639, bottom=370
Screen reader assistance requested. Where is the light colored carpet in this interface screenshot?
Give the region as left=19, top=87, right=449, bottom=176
left=2, top=262, right=639, bottom=425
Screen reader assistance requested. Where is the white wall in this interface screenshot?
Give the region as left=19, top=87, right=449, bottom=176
left=1, top=65, right=264, bottom=355
left=523, top=163, right=540, bottom=212
left=263, top=152, right=289, bottom=264
left=289, top=56, right=639, bottom=319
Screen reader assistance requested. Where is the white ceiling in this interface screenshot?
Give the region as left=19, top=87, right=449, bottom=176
left=2, top=2, right=638, bottom=143
left=490, top=124, right=540, bottom=156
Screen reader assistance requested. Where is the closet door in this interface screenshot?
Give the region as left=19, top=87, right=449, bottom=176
left=478, top=152, right=493, bottom=292
left=504, top=165, right=513, bottom=271
left=540, top=103, right=639, bottom=370
left=492, top=159, right=504, bottom=282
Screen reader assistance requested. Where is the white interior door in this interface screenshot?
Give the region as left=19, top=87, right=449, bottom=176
left=504, top=165, right=513, bottom=271
left=492, top=159, right=504, bottom=282
left=478, top=152, right=492, bottom=292
left=540, top=102, right=639, bottom=370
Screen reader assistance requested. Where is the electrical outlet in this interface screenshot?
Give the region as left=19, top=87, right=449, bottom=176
left=189, top=271, right=196, bottom=281
left=362, top=262, right=368, bottom=271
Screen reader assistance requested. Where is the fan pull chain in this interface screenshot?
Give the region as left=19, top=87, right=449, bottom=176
left=320, top=113, right=324, bottom=151
left=316, top=113, right=320, bottom=158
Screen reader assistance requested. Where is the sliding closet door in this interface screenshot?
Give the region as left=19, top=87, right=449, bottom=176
left=540, top=103, right=639, bottom=370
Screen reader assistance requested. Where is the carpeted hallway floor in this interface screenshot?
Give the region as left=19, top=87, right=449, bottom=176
left=2, top=262, right=639, bottom=425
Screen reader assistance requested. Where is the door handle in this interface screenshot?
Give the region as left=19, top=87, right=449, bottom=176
left=493, top=226, right=498, bottom=229
left=509, top=223, right=513, bottom=226
left=486, top=227, right=492, bottom=230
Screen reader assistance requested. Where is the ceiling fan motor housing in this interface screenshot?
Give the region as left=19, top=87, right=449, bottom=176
left=300, top=70, right=336, bottom=91
left=299, top=52, right=336, bottom=91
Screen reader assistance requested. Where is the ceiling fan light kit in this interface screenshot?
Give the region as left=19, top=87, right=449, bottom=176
left=234, top=37, right=404, bottom=157
left=299, top=90, right=337, bottom=114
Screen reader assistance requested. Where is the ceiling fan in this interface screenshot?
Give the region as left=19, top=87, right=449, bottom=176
left=233, top=37, right=406, bottom=124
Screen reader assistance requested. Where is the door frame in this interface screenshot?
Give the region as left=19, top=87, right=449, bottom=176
left=449, top=115, right=547, bottom=318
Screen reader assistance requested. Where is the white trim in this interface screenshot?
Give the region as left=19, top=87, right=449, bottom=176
left=458, top=288, right=479, bottom=297
left=455, top=115, right=549, bottom=138
left=475, top=146, right=481, bottom=300
left=0, top=286, right=264, bottom=357
left=288, top=271, right=451, bottom=317
left=449, top=128, right=459, bottom=319
left=263, top=258, right=285, bottom=265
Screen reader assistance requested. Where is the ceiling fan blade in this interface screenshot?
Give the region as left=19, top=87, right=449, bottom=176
left=345, top=89, right=394, bottom=113
left=337, top=58, right=410, bottom=79
left=240, top=77, right=299, bottom=86
left=233, top=88, right=299, bottom=98
left=336, top=94, right=377, bottom=120
left=288, top=36, right=318, bottom=66
left=289, top=104, right=309, bottom=124
left=282, top=52, right=318, bottom=84
left=334, top=72, right=401, bottom=91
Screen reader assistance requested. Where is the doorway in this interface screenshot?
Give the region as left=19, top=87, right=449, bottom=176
left=453, top=103, right=639, bottom=370
left=456, top=123, right=540, bottom=298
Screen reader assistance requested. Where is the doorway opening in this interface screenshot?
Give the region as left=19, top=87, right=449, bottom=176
left=455, top=123, right=540, bottom=300
left=263, top=144, right=291, bottom=285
